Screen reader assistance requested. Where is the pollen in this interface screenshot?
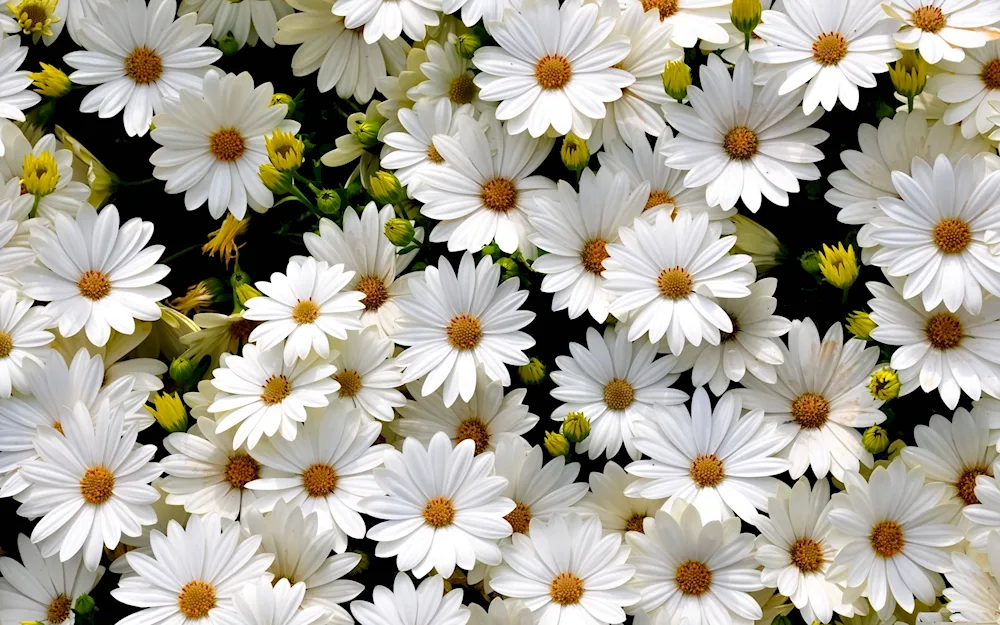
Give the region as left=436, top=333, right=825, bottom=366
left=549, top=572, right=584, bottom=605
left=722, top=126, right=759, bottom=161
left=625, top=513, right=647, bottom=533
left=125, top=47, right=163, bottom=84
left=77, top=269, right=112, bottom=301
left=47, top=594, right=72, bottom=624
left=291, top=299, right=321, bottom=324
left=21, top=150, right=60, bottom=197
left=957, top=465, right=991, bottom=505
left=456, top=417, right=491, bottom=455
left=177, top=580, right=216, bottom=619
left=426, top=144, right=445, bottom=164
left=982, top=57, right=1000, bottom=90
left=260, top=375, right=293, bottom=405
left=504, top=501, right=532, bottom=534
left=534, top=54, right=572, bottom=90
left=446, top=313, right=482, bottom=350
left=603, top=377, right=635, bottom=411
left=79, top=466, right=115, bottom=504
left=657, top=266, right=693, bottom=299
left=925, top=312, right=963, bottom=350
left=481, top=177, right=519, bottom=212
left=355, top=274, right=389, bottom=311
left=812, top=32, right=848, bottom=66
left=224, top=454, right=260, bottom=490
left=302, top=463, right=338, bottom=497
left=933, top=217, right=972, bottom=254
left=790, top=538, right=825, bottom=573
left=422, top=496, right=455, bottom=528
left=448, top=74, right=477, bottom=105
left=641, top=0, right=678, bottom=20
left=690, top=454, right=725, bottom=488
left=0, top=331, right=12, bottom=358
left=791, top=392, right=830, bottom=429
left=674, top=560, right=712, bottom=596
left=911, top=5, right=945, bottom=32
left=644, top=190, right=675, bottom=213
left=335, top=369, right=363, bottom=398
left=580, top=238, right=609, bottom=275
left=209, top=128, right=246, bottom=162
left=870, top=520, right=905, bottom=558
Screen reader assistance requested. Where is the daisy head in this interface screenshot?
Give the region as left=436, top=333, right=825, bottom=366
left=234, top=578, right=326, bottom=625
left=0, top=290, right=52, bottom=397
left=930, top=41, right=1000, bottom=138
left=468, top=598, right=533, bottom=625
left=380, top=98, right=475, bottom=195
left=621, top=0, right=731, bottom=48
left=0, top=129, right=89, bottom=223
left=885, top=0, right=1000, bottom=64
left=181, top=311, right=260, bottom=370
left=409, top=39, right=490, bottom=113
left=944, top=531, right=1000, bottom=622
left=579, top=460, right=666, bottom=537
left=350, top=574, right=469, bottom=625
left=328, top=327, right=405, bottom=422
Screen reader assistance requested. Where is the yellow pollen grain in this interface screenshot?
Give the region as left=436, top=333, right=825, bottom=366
left=125, top=47, right=163, bottom=84
left=790, top=538, right=825, bottom=573
left=534, top=54, right=572, bottom=90
left=504, top=501, right=532, bottom=534
left=456, top=417, right=490, bottom=455
left=47, top=594, right=71, bottom=624
left=674, top=560, right=712, bottom=595
left=911, top=5, right=945, bottom=32
left=549, top=572, right=584, bottom=605
left=335, top=369, right=363, bottom=398
left=481, top=177, right=519, bottom=212
left=446, top=313, right=482, bottom=350
left=933, top=217, right=971, bottom=254
left=209, top=128, right=245, bottom=162
left=355, top=274, right=389, bottom=311
left=870, top=520, right=905, bottom=558
left=791, top=392, right=829, bottom=429
left=224, top=454, right=259, bottom=490
left=260, top=375, right=292, bottom=405
left=925, top=312, right=963, bottom=350
left=291, top=299, right=320, bottom=324
left=79, top=466, right=115, bottom=504
left=302, top=463, right=338, bottom=497
left=657, top=266, right=693, bottom=299
left=812, top=32, right=848, bottom=66
left=580, top=238, right=609, bottom=275
left=723, top=126, right=759, bottom=160
left=177, top=581, right=216, bottom=619
left=957, top=465, right=991, bottom=505
left=422, top=496, right=455, bottom=528
left=603, top=377, right=635, bottom=411
left=689, top=454, right=725, bottom=488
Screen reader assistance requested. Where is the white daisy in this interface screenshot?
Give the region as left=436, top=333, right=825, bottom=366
left=489, top=513, right=638, bottom=625
left=393, top=376, right=537, bottom=454
left=111, top=513, right=274, bottom=625
left=244, top=257, right=364, bottom=365
left=63, top=0, right=222, bottom=137
left=0, top=128, right=90, bottom=222
left=274, top=0, right=408, bottom=102
left=241, top=501, right=364, bottom=624
left=178, top=0, right=291, bottom=49
left=688, top=277, right=791, bottom=395
left=661, top=54, right=827, bottom=212
left=111, top=479, right=190, bottom=577
left=578, top=461, right=666, bottom=536
left=755, top=478, right=857, bottom=624
left=413, top=111, right=554, bottom=257
left=159, top=414, right=273, bottom=520
left=618, top=0, right=731, bottom=48
left=931, top=41, right=1000, bottom=138
left=468, top=598, right=533, bottom=625
left=867, top=278, right=1000, bottom=408
left=331, top=0, right=441, bottom=43
left=235, top=578, right=326, bottom=625
left=350, top=573, right=469, bottom=625
left=602, top=210, right=754, bottom=353
left=208, top=343, right=340, bottom=450
left=471, top=0, right=633, bottom=139
left=827, top=458, right=962, bottom=615
left=943, top=531, right=1000, bottom=622
left=626, top=387, right=793, bottom=523
left=0, top=36, right=41, bottom=124
left=750, top=0, right=901, bottom=113
left=0, top=534, right=104, bottom=625
left=303, top=202, right=421, bottom=336
left=885, top=0, right=1000, bottom=64
left=408, top=40, right=491, bottom=113
left=626, top=501, right=763, bottom=625
left=180, top=311, right=259, bottom=370
left=867, top=154, right=1000, bottom=315
left=16, top=401, right=160, bottom=572
left=394, top=253, right=535, bottom=407
left=380, top=99, right=474, bottom=194
left=0, top=290, right=52, bottom=398
left=150, top=70, right=301, bottom=220
left=549, top=325, right=687, bottom=460
left=245, top=406, right=387, bottom=554
left=360, top=431, right=515, bottom=578
left=328, top=327, right=405, bottom=422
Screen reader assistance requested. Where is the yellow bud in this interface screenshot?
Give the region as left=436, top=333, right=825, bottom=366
left=862, top=425, right=890, bottom=454
left=543, top=431, right=571, bottom=457
left=145, top=392, right=188, bottom=433
left=265, top=130, right=304, bottom=171
left=20, top=151, right=60, bottom=197
left=28, top=63, right=71, bottom=97
left=887, top=439, right=906, bottom=460
left=869, top=368, right=901, bottom=401
left=560, top=133, right=590, bottom=172
left=662, top=60, right=692, bottom=102
left=818, top=242, right=859, bottom=290
left=259, top=163, right=292, bottom=194
left=845, top=311, right=876, bottom=340
left=369, top=170, right=405, bottom=205
left=384, top=218, right=415, bottom=246
left=352, top=120, right=382, bottom=148
left=562, top=412, right=590, bottom=444
left=730, top=0, right=761, bottom=36
left=518, top=357, right=547, bottom=385
left=888, top=50, right=928, bottom=106
left=270, top=93, right=296, bottom=116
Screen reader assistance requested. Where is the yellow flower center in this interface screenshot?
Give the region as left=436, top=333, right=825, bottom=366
left=481, top=177, right=519, bottom=212
left=657, top=266, right=693, bottom=299
left=224, top=454, right=259, bottom=490
left=47, top=594, right=72, bottom=624
left=911, top=5, right=945, bottom=32
left=812, top=32, right=848, bottom=66
left=21, top=151, right=60, bottom=197
left=723, top=126, right=759, bottom=160
left=933, top=217, right=971, bottom=254
left=981, top=57, right=1000, bottom=90
left=291, top=299, right=320, bottom=324
left=625, top=513, right=647, bottom=533
left=9, top=0, right=56, bottom=35
left=456, top=417, right=490, bottom=454
left=925, top=312, right=963, bottom=350
left=422, top=496, right=455, bottom=527
left=79, top=466, right=115, bottom=504
left=603, top=377, right=635, bottom=411
left=260, top=375, right=292, bottom=405
left=870, top=520, right=905, bottom=558
left=0, top=330, right=12, bottom=358
left=641, top=0, right=678, bottom=19
left=446, top=313, right=482, bottom=350
left=580, top=238, right=609, bottom=275
left=957, top=465, right=991, bottom=505
left=791, top=392, right=829, bottom=429
left=644, top=190, right=676, bottom=213
left=426, top=144, right=445, bottom=164
left=534, top=54, right=572, bottom=89
left=790, top=538, right=825, bottom=573
left=355, top=274, right=389, bottom=311
left=549, top=572, right=584, bottom=605
left=689, top=454, right=725, bottom=488
left=675, top=560, right=712, bottom=595
left=125, top=47, right=163, bottom=84
left=335, top=369, right=363, bottom=398
left=504, top=501, right=532, bottom=534
left=177, top=581, right=216, bottom=619
left=209, top=128, right=246, bottom=162
left=302, top=463, right=338, bottom=497
left=448, top=75, right=477, bottom=104
left=77, top=269, right=112, bottom=301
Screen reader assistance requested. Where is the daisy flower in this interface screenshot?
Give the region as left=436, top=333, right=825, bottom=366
left=328, top=327, right=405, bottom=422
left=931, top=41, right=1000, bottom=138
left=626, top=501, right=763, bottom=625
left=245, top=406, right=387, bottom=554
left=602, top=211, right=754, bottom=353
left=0, top=290, right=52, bottom=397
left=178, top=0, right=291, bottom=49
left=867, top=279, right=1000, bottom=408
left=112, top=514, right=274, bottom=625
left=243, top=257, right=364, bottom=365
left=150, top=70, right=301, bottom=220
left=661, top=54, right=827, bottom=212
left=350, top=574, right=469, bottom=625
left=578, top=461, right=666, bottom=536
left=489, top=514, right=639, bottom=625
left=868, top=154, right=1000, bottom=315
left=885, top=0, right=1000, bottom=64
left=943, top=531, right=1000, bottom=622
left=110, top=479, right=190, bottom=577
left=471, top=0, right=633, bottom=139
left=549, top=325, right=687, bottom=460
left=0, top=128, right=92, bottom=222
left=380, top=99, right=474, bottom=195
left=619, top=0, right=731, bottom=48
left=331, top=0, right=440, bottom=43
left=393, top=376, right=537, bottom=453
left=394, top=253, right=535, bottom=407
left=750, top=0, right=901, bottom=113
left=159, top=414, right=274, bottom=520
left=688, top=277, right=791, bottom=395
left=0, top=36, right=41, bottom=124
left=16, top=401, right=160, bottom=572
left=738, top=319, right=885, bottom=480
left=360, top=432, right=515, bottom=578
left=755, top=478, right=857, bottom=624
left=827, top=458, right=963, bottom=615
left=625, top=388, right=793, bottom=523
left=208, top=343, right=340, bottom=450
left=412, top=111, right=554, bottom=257
left=901, top=408, right=998, bottom=514
left=0, top=534, right=104, bottom=625
left=468, top=598, right=533, bottom=625
left=241, top=501, right=364, bottom=624
left=235, top=578, right=326, bottom=625
left=16, top=206, right=168, bottom=347
left=63, top=0, right=222, bottom=137
left=303, top=202, right=421, bottom=336
left=408, top=40, right=490, bottom=113
left=180, top=311, right=259, bottom=369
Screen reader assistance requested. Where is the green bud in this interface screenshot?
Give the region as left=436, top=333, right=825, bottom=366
left=217, top=33, right=239, bottom=56
left=560, top=133, right=590, bottom=172
left=562, top=412, right=590, bottom=444
left=201, top=277, right=228, bottom=301
left=353, top=120, right=382, bottom=148
left=769, top=617, right=792, bottom=625
left=518, top=357, right=547, bottom=385
left=497, top=256, right=518, bottom=279
left=270, top=93, right=296, bottom=117
left=730, top=0, right=761, bottom=36
left=887, top=439, right=906, bottom=460
left=169, top=356, right=198, bottom=388
left=349, top=550, right=370, bottom=576
left=799, top=250, right=821, bottom=276
left=73, top=595, right=96, bottom=616
left=369, top=170, right=405, bottom=205
left=315, top=188, right=341, bottom=215
left=868, top=368, right=901, bottom=401
left=543, top=431, right=571, bottom=457
left=384, top=218, right=415, bottom=246
left=455, top=32, right=482, bottom=59
left=862, top=425, right=890, bottom=455
left=662, top=60, right=692, bottom=102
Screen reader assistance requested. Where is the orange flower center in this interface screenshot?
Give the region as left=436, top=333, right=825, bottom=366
left=504, top=501, right=532, bottom=534
left=911, top=5, right=945, bottom=32
left=47, top=595, right=72, bottom=624
left=933, top=218, right=971, bottom=254
left=534, top=54, right=572, bottom=89
left=657, top=266, right=693, bottom=299
left=302, top=463, right=338, bottom=497
left=580, top=238, right=609, bottom=275
left=125, top=47, right=163, bottom=84
left=925, top=312, right=963, bottom=350
left=355, top=274, right=389, bottom=311
left=790, top=538, right=825, bottom=573
left=77, top=269, right=111, bottom=301
left=79, top=466, right=115, bottom=504
left=723, top=126, right=759, bottom=160
left=981, top=57, right=1000, bottom=90
left=957, top=465, right=991, bottom=505
left=791, top=392, right=829, bottom=429
left=870, top=520, right=905, bottom=558
left=422, top=496, right=455, bottom=527
left=446, top=313, right=482, bottom=350
left=549, top=572, right=584, bottom=605
left=260, top=375, right=292, bottom=405
left=448, top=75, right=477, bottom=104
left=291, top=299, right=320, bottom=324
left=210, top=128, right=245, bottom=162
left=456, top=417, right=490, bottom=454
left=641, top=0, right=678, bottom=19
left=812, top=32, right=848, bottom=65
left=224, top=454, right=260, bottom=490
left=689, top=454, right=725, bottom=488
left=177, top=581, right=216, bottom=619
left=675, top=560, right=712, bottom=595
left=335, top=369, right=363, bottom=398
left=481, top=177, right=519, bottom=212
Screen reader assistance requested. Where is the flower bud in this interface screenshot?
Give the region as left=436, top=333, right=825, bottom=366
left=662, top=60, right=692, bottom=102
left=384, top=218, right=415, bottom=246
left=518, top=357, right=547, bottom=385
left=560, top=133, right=590, bottom=172
left=730, top=0, right=761, bottom=36
left=28, top=63, right=71, bottom=98
left=217, top=33, right=239, bottom=56
left=146, top=392, right=188, bottom=433
left=562, top=412, right=590, bottom=444
left=270, top=93, right=296, bottom=116
left=888, top=50, right=928, bottom=107
left=352, top=120, right=382, bottom=148
left=369, top=170, right=405, bottom=205
left=799, top=250, right=821, bottom=276
left=543, top=431, right=571, bottom=457
left=845, top=311, right=876, bottom=341
left=349, top=550, right=370, bottom=576
left=169, top=357, right=198, bottom=389
left=769, top=617, right=792, bottom=625
left=818, top=242, right=859, bottom=290
left=259, top=163, right=292, bottom=194
left=315, top=188, right=341, bottom=215
left=862, top=425, right=890, bottom=454
left=455, top=32, right=481, bottom=59
left=868, top=368, right=900, bottom=401
left=731, top=214, right=785, bottom=272
left=265, top=130, right=304, bottom=171
left=73, top=595, right=96, bottom=616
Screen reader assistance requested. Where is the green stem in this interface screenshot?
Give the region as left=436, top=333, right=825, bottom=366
left=28, top=194, right=40, bottom=219
left=744, top=31, right=751, bottom=51
left=288, top=183, right=322, bottom=218
left=907, top=95, right=914, bottom=113
left=119, top=177, right=156, bottom=187
left=161, top=244, right=201, bottom=264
